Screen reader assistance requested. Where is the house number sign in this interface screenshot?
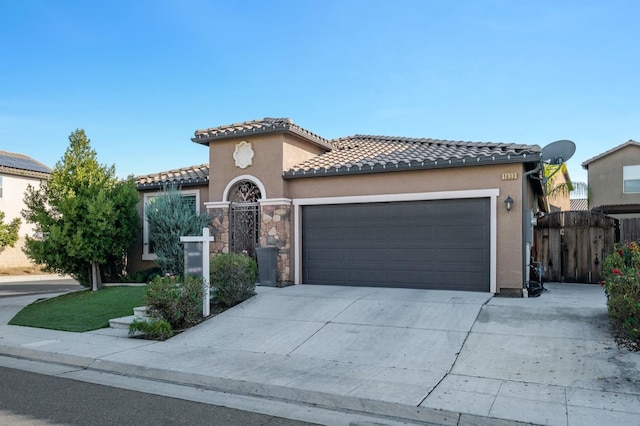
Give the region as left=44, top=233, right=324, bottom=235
left=501, top=172, right=518, bottom=180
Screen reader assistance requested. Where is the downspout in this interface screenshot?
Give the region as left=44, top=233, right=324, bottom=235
left=522, top=162, right=542, bottom=297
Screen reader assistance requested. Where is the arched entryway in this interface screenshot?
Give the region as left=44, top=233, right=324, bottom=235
left=228, top=180, right=261, bottom=257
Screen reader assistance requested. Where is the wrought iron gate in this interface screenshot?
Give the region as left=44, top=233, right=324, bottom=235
left=230, top=202, right=259, bottom=257
left=228, top=180, right=261, bottom=258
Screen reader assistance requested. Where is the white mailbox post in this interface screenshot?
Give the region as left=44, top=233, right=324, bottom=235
left=180, top=228, right=215, bottom=317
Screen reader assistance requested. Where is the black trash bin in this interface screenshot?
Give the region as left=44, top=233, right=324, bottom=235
left=255, top=246, right=277, bottom=287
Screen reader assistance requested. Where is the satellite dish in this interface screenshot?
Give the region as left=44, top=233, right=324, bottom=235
left=541, top=140, right=576, bottom=165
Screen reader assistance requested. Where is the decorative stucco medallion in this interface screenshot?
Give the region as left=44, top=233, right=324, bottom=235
left=233, top=141, right=254, bottom=169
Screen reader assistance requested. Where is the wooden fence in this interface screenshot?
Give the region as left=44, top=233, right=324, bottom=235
left=620, top=218, right=640, bottom=243
left=534, top=211, right=618, bottom=283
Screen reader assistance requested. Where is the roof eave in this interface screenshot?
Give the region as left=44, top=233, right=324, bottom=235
left=136, top=177, right=209, bottom=191
left=582, top=140, right=640, bottom=169
left=0, top=166, right=50, bottom=180
left=191, top=125, right=333, bottom=150
left=283, top=154, right=541, bottom=179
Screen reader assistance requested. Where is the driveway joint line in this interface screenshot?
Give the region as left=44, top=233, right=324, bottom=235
left=285, top=295, right=365, bottom=356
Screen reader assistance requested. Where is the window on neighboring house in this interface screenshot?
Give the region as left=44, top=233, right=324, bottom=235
left=623, top=165, right=640, bottom=193
left=0, top=176, right=3, bottom=198
left=142, top=189, right=200, bottom=261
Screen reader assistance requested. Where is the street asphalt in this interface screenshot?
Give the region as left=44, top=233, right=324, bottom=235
left=0, top=277, right=638, bottom=425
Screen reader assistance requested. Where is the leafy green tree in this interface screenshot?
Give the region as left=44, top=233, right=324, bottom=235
left=0, top=211, right=20, bottom=251
left=21, top=129, right=139, bottom=290
left=145, top=185, right=212, bottom=276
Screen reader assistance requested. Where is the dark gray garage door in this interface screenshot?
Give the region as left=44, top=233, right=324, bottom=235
left=302, top=198, right=490, bottom=291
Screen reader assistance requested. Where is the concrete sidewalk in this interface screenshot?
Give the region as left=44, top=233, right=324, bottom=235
left=0, top=273, right=74, bottom=283
left=0, top=283, right=638, bottom=425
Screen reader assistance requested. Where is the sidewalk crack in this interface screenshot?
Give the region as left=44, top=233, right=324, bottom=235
left=417, top=297, right=492, bottom=406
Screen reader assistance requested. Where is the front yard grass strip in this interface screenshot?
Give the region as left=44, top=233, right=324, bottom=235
left=8, top=286, right=146, bottom=332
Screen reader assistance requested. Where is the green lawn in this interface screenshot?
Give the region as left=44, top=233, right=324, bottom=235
left=9, top=286, right=147, bottom=332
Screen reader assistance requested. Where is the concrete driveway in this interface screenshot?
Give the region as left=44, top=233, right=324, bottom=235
left=1, top=282, right=639, bottom=425
left=156, top=285, right=492, bottom=406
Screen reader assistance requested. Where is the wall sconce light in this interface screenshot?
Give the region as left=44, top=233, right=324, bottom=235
left=504, top=195, right=514, bottom=212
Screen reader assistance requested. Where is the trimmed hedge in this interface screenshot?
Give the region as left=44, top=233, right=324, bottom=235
left=210, top=253, right=257, bottom=307
left=144, top=275, right=204, bottom=330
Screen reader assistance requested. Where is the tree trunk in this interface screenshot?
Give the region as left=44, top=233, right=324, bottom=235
left=91, top=261, right=100, bottom=292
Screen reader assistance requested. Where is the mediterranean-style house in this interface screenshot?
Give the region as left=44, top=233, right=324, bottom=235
left=131, top=164, right=210, bottom=266
left=0, top=150, right=51, bottom=269
left=131, top=117, right=556, bottom=296
left=582, top=140, right=640, bottom=241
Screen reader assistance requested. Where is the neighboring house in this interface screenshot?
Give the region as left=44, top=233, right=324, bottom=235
left=582, top=140, right=640, bottom=241
left=129, top=164, right=209, bottom=272
left=170, top=117, right=554, bottom=296
left=0, top=150, right=51, bottom=269
left=545, top=164, right=572, bottom=212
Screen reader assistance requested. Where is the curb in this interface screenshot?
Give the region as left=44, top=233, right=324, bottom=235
left=0, top=345, right=531, bottom=426
left=88, top=358, right=458, bottom=425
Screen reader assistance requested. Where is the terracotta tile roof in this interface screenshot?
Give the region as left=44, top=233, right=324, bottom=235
left=570, top=198, right=589, bottom=211
left=283, top=135, right=541, bottom=178
left=192, top=117, right=333, bottom=149
left=0, top=150, right=51, bottom=179
left=582, top=140, right=640, bottom=168
left=136, top=164, right=209, bottom=190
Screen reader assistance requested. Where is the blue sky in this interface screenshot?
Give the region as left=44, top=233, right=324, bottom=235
left=1, top=1, right=638, bottom=184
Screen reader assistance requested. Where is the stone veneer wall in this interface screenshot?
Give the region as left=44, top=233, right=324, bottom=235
left=209, top=206, right=230, bottom=254
left=260, top=204, right=292, bottom=284
left=208, top=203, right=292, bottom=285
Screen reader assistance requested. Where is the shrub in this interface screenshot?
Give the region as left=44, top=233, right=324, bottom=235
left=145, top=185, right=212, bottom=276
left=602, top=242, right=640, bottom=349
left=129, top=318, right=174, bottom=340
left=145, top=275, right=204, bottom=330
left=210, top=253, right=257, bottom=307
left=122, top=267, right=162, bottom=283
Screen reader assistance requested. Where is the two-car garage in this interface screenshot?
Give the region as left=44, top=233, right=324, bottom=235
left=299, top=196, right=492, bottom=292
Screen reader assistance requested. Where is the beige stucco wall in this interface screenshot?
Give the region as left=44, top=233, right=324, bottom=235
left=198, top=130, right=540, bottom=294
left=588, top=145, right=640, bottom=207
left=208, top=133, right=328, bottom=202
left=127, top=185, right=210, bottom=273
left=0, top=173, right=46, bottom=269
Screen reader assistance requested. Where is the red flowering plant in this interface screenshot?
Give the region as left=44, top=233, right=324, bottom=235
left=602, top=242, right=640, bottom=349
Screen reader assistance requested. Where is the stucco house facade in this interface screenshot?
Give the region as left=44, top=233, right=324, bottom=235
left=185, top=118, right=549, bottom=294
left=582, top=140, right=640, bottom=215
left=133, top=118, right=551, bottom=295
left=0, top=151, right=51, bottom=269
left=582, top=140, right=640, bottom=240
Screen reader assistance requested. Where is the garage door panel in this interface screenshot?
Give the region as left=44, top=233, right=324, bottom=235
left=306, top=227, right=345, bottom=240
left=347, top=269, right=389, bottom=284
left=388, top=248, right=435, bottom=262
left=307, top=248, right=345, bottom=261
left=391, top=227, right=434, bottom=240
left=302, top=198, right=490, bottom=291
left=306, top=268, right=345, bottom=283
left=434, top=225, right=487, bottom=241
left=348, top=248, right=390, bottom=261
left=435, top=247, right=486, bottom=263
left=343, top=228, right=387, bottom=241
